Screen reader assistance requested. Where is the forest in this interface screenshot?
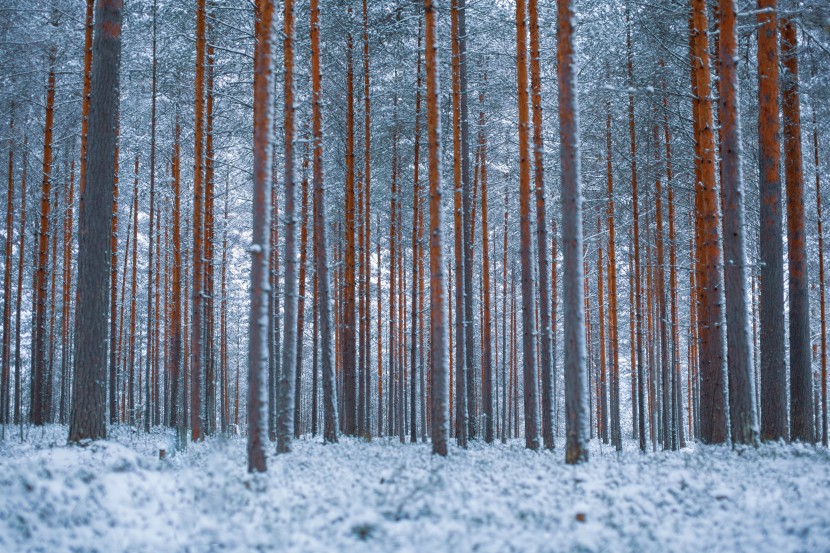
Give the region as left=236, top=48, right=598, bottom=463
left=1, top=0, right=830, bottom=551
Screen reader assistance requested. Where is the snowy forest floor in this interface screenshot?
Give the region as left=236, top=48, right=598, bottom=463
left=1, top=426, right=829, bottom=552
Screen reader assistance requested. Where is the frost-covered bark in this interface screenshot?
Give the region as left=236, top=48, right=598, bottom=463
left=247, top=0, right=275, bottom=473
left=604, top=96, right=622, bottom=452
left=278, top=0, right=299, bottom=454
left=191, top=0, right=206, bottom=443
left=410, top=10, right=423, bottom=445
left=170, top=120, right=182, bottom=431
left=528, top=0, right=553, bottom=450
left=717, top=0, right=759, bottom=447
left=457, top=0, right=476, bottom=442
left=1, top=118, right=14, bottom=426
left=690, top=0, right=727, bottom=445
left=756, top=0, right=787, bottom=442
left=450, top=0, right=468, bottom=448
left=69, top=0, right=123, bottom=443
left=144, top=0, right=158, bottom=434
left=515, top=0, right=539, bottom=452
left=311, top=0, right=339, bottom=443
left=556, top=0, right=588, bottom=464
left=342, top=3, right=358, bottom=438
left=780, top=14, right=814, bottom=443
left=425, top=0, right=449, bottom=457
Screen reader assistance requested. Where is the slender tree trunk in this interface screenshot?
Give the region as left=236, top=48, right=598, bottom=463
left=450, top=0, right=468, bottom=447
left=597, top=216, right=608, bottom=444
left=294, top=159, right=309, bottom=438
left=476, top=85, right=496, bottom=444
left=626, top=14, right=646, bottom=451
left=59, top=157, right=76, bottom=424
left=813, top=107, right=827, bottom=446
left=191, top=0, right=206, bottom=442
left=33, top=44, right=57, bottom=427
left=69, top=0, right=123, bottom=442
left=277, top=0, right=298, bottom=454
left=247, top=0, right=275, bottom=472
left=690, top=0, right=728, bottom=444
left=170, top=119, right=182, bottom=430
left=424, top=0, right=449, bottom=457
left=780, top=13, right=814, bottom=443
left=144, top=0, right=158, bottom=434
left=501, top=195, right=509, bottom=442
left=605, top=93, right=622, bottom=451
left=342, top=4, right=357, bottom=437
left=527, top=0, right=553, bottom=450
left=756, top=0, right=787, bottom=441
left=127, top=156, right=139, bottom=426
left=663, top=76, right=685, bottom=449
left=557, top=0, right=588, bottom=463
left=204, top=10, right=216, bottom=436
left=1, top=117, right=15, bottom=426
left=410, top=13, right=423, bottom=444
left=358, top=169, right=366, bottom=437
left=717, top=0, right=759, bottom=446
left=456, top=0, right=476, bottom=442
left=362, top=0, right=372, bottom=439
left=515, top=0, right=540, bottom=451
left=12, top=134, right=27, bottom=426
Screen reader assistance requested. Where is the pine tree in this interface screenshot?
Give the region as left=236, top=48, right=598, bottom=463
left=69, top=0, right=123, bottom=443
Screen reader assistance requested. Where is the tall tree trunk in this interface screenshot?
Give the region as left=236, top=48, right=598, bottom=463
left=277, top=0, right=298, bottom=454
left=191, top=0, right=206, bottom=442
left=204, top=9, right=216, bottom=436
left=528, top=0, right=553, bottom=450
left=756, top=0, right=787, bottom=441
left=294, top=159, right=309, bottom=438
left=626, top=14, right=646, bottom=451
left=690, top=0, right=728, bottom=444
left=457, top=0, right=476, bottom=442
left=813, top=106, right=827, bottom=446
left=410, top=11, right=423, bottom=444
left=376, top=228, right=383, bottom=436
left=342, top=4, right=357, bottom=437
left=170, top=119, right=182, bottom=430
left=247, top=0, right=275, bottom=472
left=450, top=0, right=468, bottom=447
left=362, top=0, right=372, bottom=439
left=33, top=44, right=56, bottom=427
left=12, top=134, right=27, bottom=426
left=663, top=75, right=685, bottom=449
left=557, top=0, right=588, bottom=463
left=515, top=0, right=540, bottom=451
left=59, top=157, right=77, bottom=424
left=780, top=13, right=813, bottom=442
left=718, top=0, right=759, bottom=446
left=597, top=216, right=608, bottom=444
left=502, top=195, right=509, bottom=442
left=424, top=0, right=449, bottom=457
left=144, top=0, right=158, bottom=434
left=219, top=185, right=229, bottom=432
left=477, top=85, right=495, bottom=444
left=69, top=0, right=123, bottom=442
left=653, top=122, right=671, bottom=449
left=1, top=116, right=14, bottom=426
left=605, top=91, right=622, bottom=451
left=127, top=156, right=139, bottom=426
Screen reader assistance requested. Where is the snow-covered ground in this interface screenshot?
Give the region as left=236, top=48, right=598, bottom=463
left=1, top=426, right=829, bottom=552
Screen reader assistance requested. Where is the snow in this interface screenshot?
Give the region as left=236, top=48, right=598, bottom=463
left=2, top=426, right=830, bottom=552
